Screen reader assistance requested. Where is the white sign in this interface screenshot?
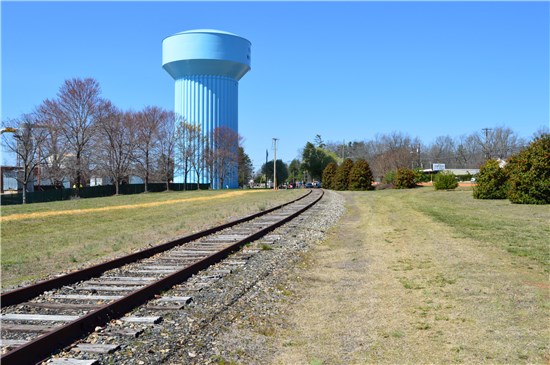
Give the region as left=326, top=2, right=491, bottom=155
left=433, top=163, right=446, bottom=171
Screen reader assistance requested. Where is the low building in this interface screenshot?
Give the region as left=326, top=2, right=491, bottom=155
left=442, top=168, right=480, bottom=176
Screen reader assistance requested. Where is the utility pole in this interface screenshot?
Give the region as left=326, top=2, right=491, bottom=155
left=265, top=149, right=268, bottom=189
left=482, top=128, right=492, bottom=160
left=272, top=138, right=278, bottom=190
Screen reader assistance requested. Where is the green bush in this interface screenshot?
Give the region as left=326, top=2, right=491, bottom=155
left=433, top=171, right=458, bottom=190
left=505, top=134, right=550, bottom=204
left=348, top=159, right=374, bottom=190
left=461, top=173, right=473, bottom=182
left=473, top=159, right=508, bottom=199
left=321, top=162, right=338, bottom=190
left=395, top=168, right=416, bottom=189
left=413, top=168, right=430, bottom=183
left=383, top=170, right=396, bottom=184
left=333, top=158, right=354, bottom=191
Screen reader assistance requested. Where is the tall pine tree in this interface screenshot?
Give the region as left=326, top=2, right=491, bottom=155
left=348, top=158, right=373, bottom=190
left=333, top=158, right=354, bottom=190
left=322, top=162, right=338, bottom=190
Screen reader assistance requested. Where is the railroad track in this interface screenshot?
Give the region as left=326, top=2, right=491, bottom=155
left=1, top=189, right=323, bottom=365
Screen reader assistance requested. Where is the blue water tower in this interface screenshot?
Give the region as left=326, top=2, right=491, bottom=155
left=162, top=29, right=251, bottom=189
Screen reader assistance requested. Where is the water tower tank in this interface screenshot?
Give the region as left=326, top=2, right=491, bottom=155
left=162, top=29, right=251, bottom=189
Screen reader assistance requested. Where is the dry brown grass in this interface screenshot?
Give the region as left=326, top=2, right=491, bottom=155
left=1, top=189, right=304, bottom=289
left=1, top=189, right=262, bottom=222
left=272, top=189, right=549, bottom=364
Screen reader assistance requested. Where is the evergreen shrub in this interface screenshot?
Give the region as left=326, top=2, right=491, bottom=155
left=322, top=162, right=338, bottom=190
left=383, top=170, right=396, bottom=185
left=434, top=171, right=458, bottom=190
left=413, top=168, right=430, bottom=183
left=505, top=134, right=550, bottom=204
left=348, top=159, right=374, bottom=190
left=473, top=159, right=508, bottom=199
left=395, top=168, right=416, bottom=189
left=333, top=158, right=354, bottom=191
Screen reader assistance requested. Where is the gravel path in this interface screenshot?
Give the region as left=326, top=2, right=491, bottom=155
left=47, top=190, right=345, bottom=364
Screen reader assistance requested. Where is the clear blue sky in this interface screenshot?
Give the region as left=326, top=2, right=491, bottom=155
left=2, top=1, right=549, bottom=171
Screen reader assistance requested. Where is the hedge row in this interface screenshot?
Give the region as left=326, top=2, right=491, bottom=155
left=1, top=183, right=210, bottom=206
left=322, top=158, right=374, bottom=191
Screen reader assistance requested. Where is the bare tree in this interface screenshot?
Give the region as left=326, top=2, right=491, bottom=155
left=428, top=135, right=455, bottom=167
left=369, top=132, right=417, bottom=178
left=211, top=126, right=241, bottom=189
left=380, top=132, right=412, bottom=152
left=41, top=78, right=108, bottom=193
left=363, top=136, right=387, bottom=173
left=35, top=108, right=69, bottom=188
left=2, top=114, right=48, bottom=203
left=156, top=112, right=177, bottom=190
left=189, top=125, right=208, bottom=190
left=134, top=106, right=170, bottom=192
left=175, top=120, right=202, bottom=190
left=533, top=125, right=550, bottom=140
left=95, top=106, right=138, bottom=195
left=456, top=133, right=484, bottom=167
left=204, top=142, right=215, bottom=189
left=462, top=127, right=525, bottom=167
left=455, top=135, right=472, bottom=168
left=490, top=126, right=525, bottom=160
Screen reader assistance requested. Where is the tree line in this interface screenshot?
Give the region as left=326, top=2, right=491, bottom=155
left=315, top=133, right=548, bottom=206
left=2, top=77, right=253, bottom=203
left=251, top=125, right=546, bottom=191
left=325, top=128, right=544, bottom=180
left=286, top=127, right=546, bottom=184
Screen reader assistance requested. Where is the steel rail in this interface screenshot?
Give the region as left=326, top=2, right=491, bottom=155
left=1, top=190, right=312, bottom=307
left=1, top=190, right=323, bottom=365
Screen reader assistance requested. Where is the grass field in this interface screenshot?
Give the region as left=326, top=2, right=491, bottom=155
left=272, top=187, right=549, bottom=364
left=1, top=189, right=305, bottom=289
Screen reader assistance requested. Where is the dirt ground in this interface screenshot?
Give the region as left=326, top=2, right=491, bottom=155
left=270, top=191, right=549, bottom=364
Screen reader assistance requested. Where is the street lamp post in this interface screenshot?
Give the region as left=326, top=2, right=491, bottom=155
left=0, top=127, right=17, bottom=135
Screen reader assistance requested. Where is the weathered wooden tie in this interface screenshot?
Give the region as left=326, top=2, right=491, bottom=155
left=49, top=359, right=99, bottom=365
left=76, top=343, right=120, bottom=354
